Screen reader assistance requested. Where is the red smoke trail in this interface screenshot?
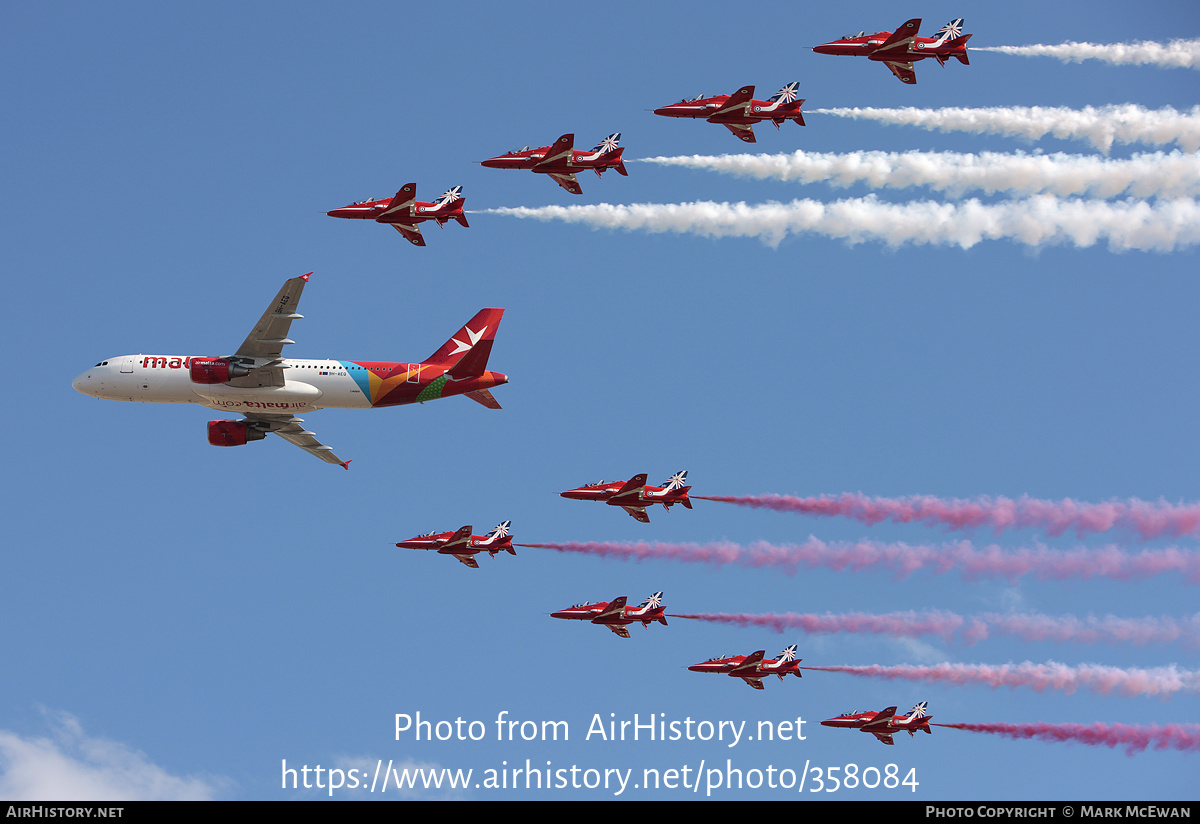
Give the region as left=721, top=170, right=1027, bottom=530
left=670, top=611, right=1200, bottom=647
left=933, top=722, right=1200, bottom=755
left=799, top=662, right=1200, bottom=698
left=515, top=540, right=1200, bottom=583
left=694, top=492, right=1200, bottom=539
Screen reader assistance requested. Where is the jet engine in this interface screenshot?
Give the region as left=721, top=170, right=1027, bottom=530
left=190, top=357, right=253, bottom=384
left=207, top=419, right=266, bottom=447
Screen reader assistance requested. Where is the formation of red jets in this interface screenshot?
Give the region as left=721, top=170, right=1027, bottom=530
left=364, top=16, right=976, bottom=744
left=326, top=16, right=972, bottom=244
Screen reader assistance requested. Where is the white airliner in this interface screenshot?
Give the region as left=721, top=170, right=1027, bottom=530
left=72, top=273, right=508, bottom=467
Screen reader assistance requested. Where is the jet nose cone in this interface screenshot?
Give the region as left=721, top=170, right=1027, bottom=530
left=480, top=157, right=505, bottom=168
left=71, top=371, right=92, bottom=395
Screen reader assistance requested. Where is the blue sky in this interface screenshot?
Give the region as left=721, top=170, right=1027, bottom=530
left=2, top=0, right=1197, bottom=801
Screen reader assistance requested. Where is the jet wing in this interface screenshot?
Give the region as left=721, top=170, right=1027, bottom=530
left=391, top=222, right=426, bottom=246
left=533, top=134, right=576, bottom=170
left=708, top=85, right=755, bottom=119
left=231, top=273, right=310, bottom=387
left=440, top=526, right=473, bottom=552
left=606, top=625, right=631, bottom=639
left=730, top=650, right=766, bottom=677
left=547, top=172, right=583, bottom=195
left=621, top=506, right=651, bottom=523
left=878, top=18, right=922, bottom=51
left=860, top=707, right=898, bottom=731
left=246, top=413, right=349, bottom=468
left=721, top=122, right=757, bottom=143
left=378, top=183, right=417, bottom=220
left=741, top=677, right=766, bottom=690
left=883, top=60, right=917, bottom=84
left=870, top=732, right=896, bottom=745
left=613, top=474, right=648, bottom=499
left=594, top=597, right=628, bottom=621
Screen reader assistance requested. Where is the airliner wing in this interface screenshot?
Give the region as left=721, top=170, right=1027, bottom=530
left=232, top=273, right=309, bottom=387
left=246, top=412, right=350, bottom=468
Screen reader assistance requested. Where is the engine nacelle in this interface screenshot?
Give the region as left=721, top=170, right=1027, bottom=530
left=190, top=357, right=253, bottom=385
left=207, top=419, right=267, bottom=447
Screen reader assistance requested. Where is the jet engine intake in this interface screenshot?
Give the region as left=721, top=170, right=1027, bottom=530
left=190, top=357, right=253, bottom=385
left=207, top=419, right=266, bottom=447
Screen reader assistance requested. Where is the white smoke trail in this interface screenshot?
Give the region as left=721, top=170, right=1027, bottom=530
left=975, top=38, right=1200, bottom=70
left=639, top=150, right=1200, bottom=199
left=485, top=196, right=1200, bottom=251
left=811, top=105, right=1200, bottom=154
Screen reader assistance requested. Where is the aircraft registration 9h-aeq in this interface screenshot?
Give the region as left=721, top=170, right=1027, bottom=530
left=71, top=274, right=508, bottom=467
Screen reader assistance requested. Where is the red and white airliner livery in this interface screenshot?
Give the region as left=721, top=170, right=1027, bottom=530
left=821, top=702, right=932, bottom=745
left=326, top=183, right=469, bottom=246
left=480, top=133, right=628, bottom=195
left=550, top=592, right=667, bottom=638
left=813, top=18, right=972, bottom=84
left=560, top=471, right=692, bottom=523
left=71, top=274, right=508, bottom=467
left=653, top=83, right=806, bottom=143
left=688, top=645, right=802, bottom=690
left=395, top=521, right=514, bottom=569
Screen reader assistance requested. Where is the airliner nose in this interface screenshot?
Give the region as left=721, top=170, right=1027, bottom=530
left=71, top=371, right=92, bottom=396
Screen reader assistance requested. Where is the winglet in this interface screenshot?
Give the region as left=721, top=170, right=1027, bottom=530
left=301, top=273, right=312, bottom=282
left=341, top=459, right=352, bottom=470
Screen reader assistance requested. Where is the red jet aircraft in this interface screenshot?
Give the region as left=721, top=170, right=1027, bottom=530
left=653, top=82, right=805, bottom=143
left=689, top=645, right=802, bottom=690
left=550, top=592, right=667, bottom=638
left=560, top=471, right=691, bottom=523
left=821, top=702, right=932, bottom=745
left=480, top=133, right=627, bottom=195
left=327, top=183, right=469, bottom=246
left=395, top=521, right=514, bottom=569
left=813, top=18, right=972, bottom=84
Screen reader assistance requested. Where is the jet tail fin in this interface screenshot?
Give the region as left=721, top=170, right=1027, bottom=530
left=455, top=211, right=470, bottom=228
left=948, top=34, right=972, bottom=64
left=611, top=148, right=628, bottom=176
left=679, top=488, right=693, bottom=509
left=425, top=308, right=505, bottom=374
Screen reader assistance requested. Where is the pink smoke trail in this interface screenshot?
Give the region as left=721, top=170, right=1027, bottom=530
left=694, top=493, right=1200, bottom=540
left=515, top=540, right=1200, bottom=584
left=670, top=611, right=1200, bottom=647
left=800, top=662, right=1200, bottom=699
left=934, top=722, right=1200, bottom=755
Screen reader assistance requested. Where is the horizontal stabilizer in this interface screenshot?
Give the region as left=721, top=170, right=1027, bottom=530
left=464, top=388, right=501, bottom=409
